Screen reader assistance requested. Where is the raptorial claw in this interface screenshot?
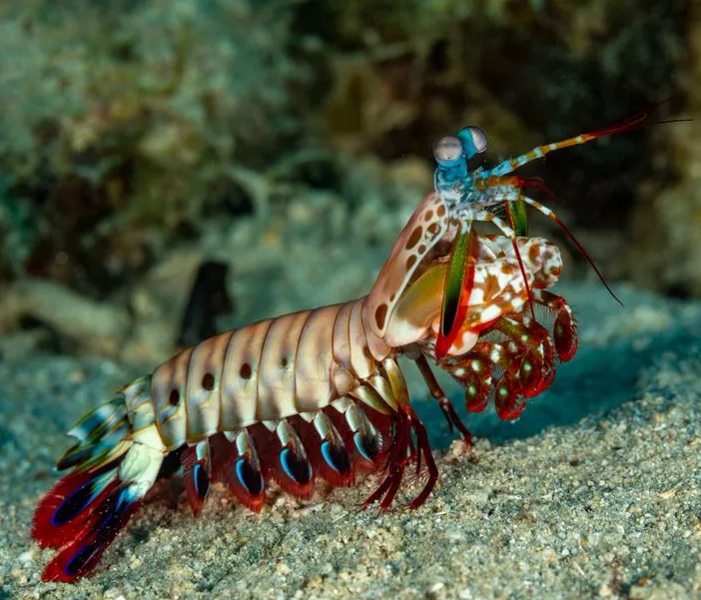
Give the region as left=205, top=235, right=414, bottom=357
left=436, top=226, right=480, bottom=359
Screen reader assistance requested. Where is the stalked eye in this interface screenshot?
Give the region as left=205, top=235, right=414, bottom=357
left=456, top=125, right=488, bottom=160
left=433, top=135, right=463, bottom=166
left=464, top=126, right=487, bottom=154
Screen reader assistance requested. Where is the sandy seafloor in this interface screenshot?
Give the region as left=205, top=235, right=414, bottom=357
left=1, top=282, right=700, bottom=600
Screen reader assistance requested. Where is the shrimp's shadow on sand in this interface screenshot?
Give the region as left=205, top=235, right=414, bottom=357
left=415, top=325, right=699, bottom=451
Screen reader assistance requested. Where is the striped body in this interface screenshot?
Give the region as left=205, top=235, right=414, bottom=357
left=128, top=297, right=400, bottom=452
left=122, top=229, right=563, bottom=454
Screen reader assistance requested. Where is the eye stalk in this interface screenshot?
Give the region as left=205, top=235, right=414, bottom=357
left=433, top=136, right=463, bottom=167
left=433, top=125, right=488, bottom=198
left=457, top=126, right=487, bottom=159
left=433, top=127, right=488, bottom=168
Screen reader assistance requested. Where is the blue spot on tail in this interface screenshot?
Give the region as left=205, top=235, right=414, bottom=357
left=51, top=480, right=100, bottom=526
left=64, top=543, right=99, bottom=576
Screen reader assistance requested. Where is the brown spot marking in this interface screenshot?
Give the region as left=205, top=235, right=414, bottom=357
left=424, top=210, right=434, bottom=221
left=240, top=363, right=252, bottom=380
left=405, top=226, right=422, bottom=250
left=427, top=223, right=440, bottom=236
left=483, top=274, right=501, bottom=301
left=405, top=254, right=417, bottom=271
left=201, top=373, right=215, bottom=391
left=375, top=303, right=388, bottom=330
left=389, top=293, right=396, bottom=302
left=169, top=389, right=180, bottom=406
left=528, top=243, right=541, bottom=263
left=418, top=244, right=426, bottom=254
left=437, top=204, right=446, bottom=217
left=281, top=357, right=288, bottom=368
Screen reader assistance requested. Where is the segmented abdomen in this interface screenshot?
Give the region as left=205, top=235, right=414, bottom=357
left=132, top=297, right=388, bottom=451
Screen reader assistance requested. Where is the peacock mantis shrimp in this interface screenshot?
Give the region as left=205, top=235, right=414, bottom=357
left=33, top=106, right=663, bottom=582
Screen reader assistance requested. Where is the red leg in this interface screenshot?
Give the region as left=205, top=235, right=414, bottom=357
left=363, top=410, right=410, bottom=510
left=407, top=409, right=439, bottom=509
left=414, top=355, right=473, bottom=445
left=362, top=404, right=440, bottom=510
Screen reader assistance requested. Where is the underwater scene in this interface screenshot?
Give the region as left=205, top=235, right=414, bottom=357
left=1, top=1, right=700, bottom=598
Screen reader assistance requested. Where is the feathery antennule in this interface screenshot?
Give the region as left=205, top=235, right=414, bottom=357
left=512, top=177, right=564, bottom=205
left=481, top=98, right=687, bottom=179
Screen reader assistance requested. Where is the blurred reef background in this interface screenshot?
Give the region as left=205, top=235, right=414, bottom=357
left=3, top=2, right=701, bottom=599
left=0, top=0, right=697, bottom=365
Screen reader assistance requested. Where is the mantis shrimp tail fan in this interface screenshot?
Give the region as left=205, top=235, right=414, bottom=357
left=33, top=381, right=164, bottom=582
